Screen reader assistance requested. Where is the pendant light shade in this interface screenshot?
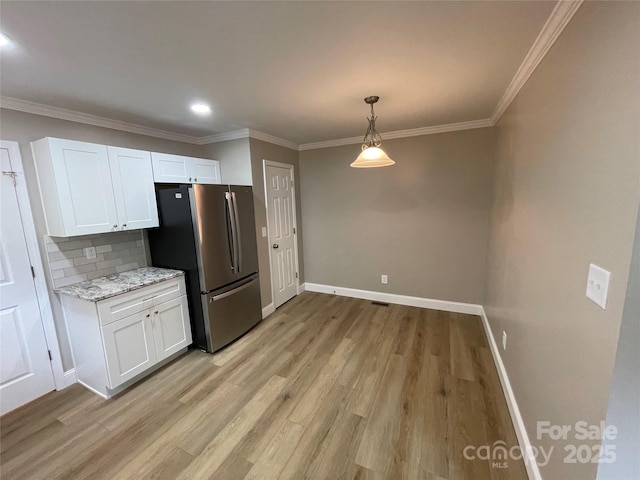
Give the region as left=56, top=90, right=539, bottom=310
left=351, top=96, right=395, bottom=168
left=351, top=146, right=395, bottom=168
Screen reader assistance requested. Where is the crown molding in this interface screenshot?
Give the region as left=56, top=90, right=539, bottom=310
left=0, top=97, right=299, bottom=149
left=247, top=129, right=299, bottom=151
left=490, top=0, right=583, bottom=123
left=197, top=128, right=298, bottom=150
left=298, top=118, right=493, bottom=151
left=197, top=129, right=251, bottom=144
left=0, top=96, right=202, bottom=144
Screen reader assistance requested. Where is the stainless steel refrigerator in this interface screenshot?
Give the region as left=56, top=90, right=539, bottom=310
left=148, top=184, right=262, bottom=352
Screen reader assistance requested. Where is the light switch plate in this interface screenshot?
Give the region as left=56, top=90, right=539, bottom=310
left=84, top=246, right=97, bottom=260
left=586, top=263, right=611, bottom=310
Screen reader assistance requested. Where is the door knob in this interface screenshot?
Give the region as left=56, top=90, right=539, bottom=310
left=273, top=244, right=279, bottom=249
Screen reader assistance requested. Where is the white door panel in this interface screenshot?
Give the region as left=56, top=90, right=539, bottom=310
left=151, top=152, right=190, bottom=183
left=102, top=312, right=157, bottom=388
left=1, top=147, right=55, bottom=415
left=51, top=139, right=118, bottom=235
left=265, top=164, right=298, bottom=308
left=191, top=158, right=221, bottom=184
left=107, top=146, right=159, bottom=230
left=152, top=296, right=191, bottom=361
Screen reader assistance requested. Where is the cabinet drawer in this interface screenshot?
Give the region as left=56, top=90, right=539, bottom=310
left=97, top=277, right=186, bottom=325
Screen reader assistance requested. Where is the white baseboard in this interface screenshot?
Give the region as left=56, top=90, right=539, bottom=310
left=297, top=282, right=306, bottom=294
left=479, top=307, right=541, bottom=480
left=77, top=379, right=109, bottom=399
left=59, top=368, right=77, bottom=389
left=262, top=302, right=275, bottom=319
left=304, top=283, right=483, bottom=316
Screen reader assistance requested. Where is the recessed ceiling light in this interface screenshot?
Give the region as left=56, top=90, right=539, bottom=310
left=190, top=103, right=211, bottom=115
left=0, top=32, right=13, bottom=48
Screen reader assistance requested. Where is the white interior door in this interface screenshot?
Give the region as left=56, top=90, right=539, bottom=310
left=265, top=163, right=298, bottom=308
left=1, top=147, right=55, bottom=415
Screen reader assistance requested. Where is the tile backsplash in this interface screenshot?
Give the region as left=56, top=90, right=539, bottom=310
left=45, top=231, right=148, bottom=288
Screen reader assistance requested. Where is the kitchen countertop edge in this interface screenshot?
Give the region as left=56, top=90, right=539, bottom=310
left=55, top=267, right=185, bottom=303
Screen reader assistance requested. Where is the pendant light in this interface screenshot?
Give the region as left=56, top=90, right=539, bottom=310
left=351, top=96, right=395, bottom=168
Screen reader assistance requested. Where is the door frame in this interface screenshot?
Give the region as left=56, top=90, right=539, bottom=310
left=262, top=159, right=301, bottom=309
left=1, top=140, right=67, bottom=390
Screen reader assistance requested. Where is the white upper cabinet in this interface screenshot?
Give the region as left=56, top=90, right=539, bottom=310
left=151, top=152, right=220, bottom=184
left=32, top=138, right=158, bottom=237
left=191, top=157, right=221, bottom=184
left=150, top=152, right=191, bottom=183
left=107, top=147, right=159, bottom=230
left=32, top=138, right=118, bottom=237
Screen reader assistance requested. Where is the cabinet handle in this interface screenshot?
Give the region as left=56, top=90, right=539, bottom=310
left=154, top=310, right=159, bottom=314
left=121, top=223, right=127, bottom=230
left=194, top=178, right=197, bottom=182
left=188, top=177, right=192, bottom=182
left=146, top=313, right=150, bottom=318
left=113, top=224, right=118, bottom=229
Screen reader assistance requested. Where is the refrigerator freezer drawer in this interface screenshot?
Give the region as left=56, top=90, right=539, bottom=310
left=202, top=275, right=262, bottom=352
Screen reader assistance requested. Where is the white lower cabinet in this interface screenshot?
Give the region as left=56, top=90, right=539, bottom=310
left=61, top=277, right=192, bottom=398
left=152, top=296, right=191, bottom=361
left=102, top=311, right=158, bottom=388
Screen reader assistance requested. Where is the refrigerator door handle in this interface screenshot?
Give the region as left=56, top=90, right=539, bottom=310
left=211, top=276, right=255, bottom=302
left=225, top=191, right=238, bottom=272
left=231, top=191, right=243, bottom=273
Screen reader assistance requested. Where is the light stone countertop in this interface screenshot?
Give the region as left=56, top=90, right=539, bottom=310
left=55, top=266, right=184, bottom=302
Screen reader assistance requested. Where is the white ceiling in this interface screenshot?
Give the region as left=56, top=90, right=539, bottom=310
left=0, top=1, right=556, bottom=145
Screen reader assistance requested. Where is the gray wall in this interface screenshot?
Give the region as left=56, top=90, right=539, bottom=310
left=249, top=138, right=305, bottom=307
left=0, top=108, right=208, bottom=371
left=597, top=206, right=640, bottom=480
left=200, top=137, right=252, bottom=186
left=299, top=127, right=495, bottom=304
left=484, top=2, right=640, bottom=479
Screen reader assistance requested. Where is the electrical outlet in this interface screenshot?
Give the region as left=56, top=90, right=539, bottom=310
left=84, top=246, right=96, bottom=260
left=586, top=263, right=611, bottom=309
left=502, top=331, right=507, bottom=351
left=381, top=274, right=388, bottom=284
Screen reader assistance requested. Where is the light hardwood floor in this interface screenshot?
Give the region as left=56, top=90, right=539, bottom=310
left=0, top=292, right=527, bottom=480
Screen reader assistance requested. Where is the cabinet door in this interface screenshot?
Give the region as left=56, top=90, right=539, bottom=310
left=49, top=138, right=118, bottom=236
left=152, top=296, right=192, bottom=361
left=107, top=146, right=159, bottom=230
left=102, top=312, right=157, bottom=388
left=191, top=158, right=221, bottom=184
left=151, top=152, right=191, bottom=183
